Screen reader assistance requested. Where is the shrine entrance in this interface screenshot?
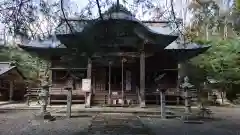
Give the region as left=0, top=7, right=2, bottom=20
left=103, top=58, right=137, bottom=106
left=108, top=67, right=122, bottom=91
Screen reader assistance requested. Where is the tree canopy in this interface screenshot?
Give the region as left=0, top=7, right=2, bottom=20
left=191, top=37, right=240, bottom=84
left=0, top=45, right=48, bottom=83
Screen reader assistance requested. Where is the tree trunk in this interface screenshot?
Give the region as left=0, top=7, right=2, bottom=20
left=206, top=24, right=209, bottom=40
left=221, top=90, right=224, bottom=105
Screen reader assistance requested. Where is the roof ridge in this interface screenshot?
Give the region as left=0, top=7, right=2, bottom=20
left=0, top=62, right=12, bottom=64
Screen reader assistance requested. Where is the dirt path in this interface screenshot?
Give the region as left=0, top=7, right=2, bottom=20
left=88, top=113, right=152, bottom=135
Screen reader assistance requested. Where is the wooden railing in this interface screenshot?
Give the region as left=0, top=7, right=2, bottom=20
left=25, top=87, right=85, bottom=105
left=25, top=88, right=41, bottom=106
left=25, top=87, right=198, bottom=106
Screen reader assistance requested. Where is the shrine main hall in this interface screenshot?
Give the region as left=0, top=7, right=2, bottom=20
left=19, top=4, right=210, bottom=107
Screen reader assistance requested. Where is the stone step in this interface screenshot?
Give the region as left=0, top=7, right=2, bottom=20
left=52, top=112, right=180, bottom=119
left=56, top=109, right=175, bottom=115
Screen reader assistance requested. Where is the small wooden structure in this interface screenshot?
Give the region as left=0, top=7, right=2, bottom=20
left=0, top=62, right=25, bottom=101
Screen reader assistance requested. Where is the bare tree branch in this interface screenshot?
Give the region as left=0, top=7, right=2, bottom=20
left=170, top=0, right=185, bottom=43
left=60, top=0, right=73, bottom=34
left=96, top=0, right=103, bottom=20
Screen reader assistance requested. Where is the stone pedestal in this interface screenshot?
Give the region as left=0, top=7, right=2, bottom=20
left=140, top=100, right=146, bottom=108
left=85, top=92, right=91, bottom=108
left=108, top=96, right=112, bottom=105
left=184, top=89, right=192, bottom=113
left=181, top=113, right=204, bottom=124
left=180, top=76, right=193, bottom=114
left=34, top=111, right=54, bottom=120
left=35, top=76, right=54, bottom=121
left=66, top=87, right=72, bottom=118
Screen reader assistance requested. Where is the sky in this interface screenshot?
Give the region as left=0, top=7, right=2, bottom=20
left=0, top=0, right=233, bottom=43
left=0, top=0, right=191, bottom=43
left=69, top=0, right=191, bottom=21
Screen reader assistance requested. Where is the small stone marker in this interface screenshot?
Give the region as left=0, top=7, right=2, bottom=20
left=160, top=89, right=166, bottom=119
left=66, top=87, right=72, bottom=118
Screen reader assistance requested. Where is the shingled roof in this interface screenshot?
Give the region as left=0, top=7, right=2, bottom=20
left=0, top=62, right=25, bottom=79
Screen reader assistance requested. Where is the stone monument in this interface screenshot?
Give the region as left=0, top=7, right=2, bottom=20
left=34, top=75, right=54, bottom=120
left=180, top=76, right=194, bottom=113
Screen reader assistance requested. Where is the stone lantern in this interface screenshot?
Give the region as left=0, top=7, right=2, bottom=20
left=180, top=76, right=194, bottom=113
left=35, top=75, right=53, bottom=120
left=157, top=88, right=167, bottom=119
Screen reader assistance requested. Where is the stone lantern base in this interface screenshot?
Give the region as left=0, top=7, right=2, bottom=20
left=34, top=111, right=55, bottom=121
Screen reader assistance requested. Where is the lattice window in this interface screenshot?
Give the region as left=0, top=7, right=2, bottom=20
left=52, top=70, right=68, bottom=81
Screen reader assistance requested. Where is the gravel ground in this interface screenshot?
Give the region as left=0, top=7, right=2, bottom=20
left=88, top=113, right=152, bottom=135
left=0, top=107, right=240, bottom=135
left=141, top=118, right=240, bottom=135
left=141, top=107, right=240, bottom=135
left=0, top=110, right=91, bottom=135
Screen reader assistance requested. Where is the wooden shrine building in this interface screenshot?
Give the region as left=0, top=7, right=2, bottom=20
left=19, top=4, right=210, bottom=107
left=0, top=62, right=25, bottom=101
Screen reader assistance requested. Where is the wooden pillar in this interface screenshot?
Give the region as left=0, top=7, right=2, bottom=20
left=26, top=86, right=30, bottom=106
left=160, top=90, right=166, bottom=119
left=121, top=58, right=125, bottom=106
left=9, top=81, right=14, bottom=101
left=139, top=51, right=146, bottom=108
left=177, top=63, right=181, bottom=105
left=108, top=61, right=112, bottom=104
left=66, top=87, right=72, bottom=118
left=85, top=58, right=92, bottom=108
left=48, top=62, right=52, bottom=105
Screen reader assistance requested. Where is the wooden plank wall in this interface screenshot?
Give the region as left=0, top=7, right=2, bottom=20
left=94, top=68, right=106, bottom=92
left=92, top=67, right=108, bottom=104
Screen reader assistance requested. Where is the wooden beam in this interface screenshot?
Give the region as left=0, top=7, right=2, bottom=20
left=60, top=18, right=171, bottom=24
left=50, top=68, right=87, bottom=70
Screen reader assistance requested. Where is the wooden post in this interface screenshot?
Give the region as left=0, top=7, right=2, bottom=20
left=184, top=88, right=191, bottom=113
left=85, top=58, right=92, bottom=108
left=160, top=90, right=166, bottom=119
left=9, top=81, right=14, bottom=101
left=140, top=51, right=146, bottom=108
left=121, top=59, right=124, bottom=106
left=108, top=61, right=112, bottom=105
left=66, top=87, right=72, bottom=118
left=48, top=61, right=52, bottom=105
left=177, top=63, right=181, bottom=105
left=26, top=86, right=30, bottom=106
